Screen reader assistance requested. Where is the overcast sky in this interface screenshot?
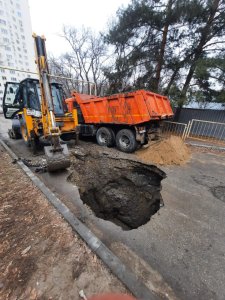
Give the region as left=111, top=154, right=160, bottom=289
left=28, top=0, right=130, bottom=56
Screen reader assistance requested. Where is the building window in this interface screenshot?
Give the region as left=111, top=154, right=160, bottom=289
left=0, top=68, right=5, bottom=73
left=7, top=54, right=12, bottom=60
left=5, top=46, right=11, bottom=51
left=10, top=70, right=15, bottom=74
left=17, top=12, right=21, bottom=17
left=0, top=90, right=3, bottom=94
left=2, top=76, right=7, bottom=80
left=0, top=9, right=4, bottom=16
left=3, top=37, right=9, bottom=43
left=11, top=77, right=17, bottom=82
left=1, top=28, right=8, bottom=34
left=0, top=19, right=6, bottom=25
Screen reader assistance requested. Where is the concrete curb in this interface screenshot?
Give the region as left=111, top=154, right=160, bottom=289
left=187, top=142, right=225, bottom=151
left=0, top=139, right=158, bottom=300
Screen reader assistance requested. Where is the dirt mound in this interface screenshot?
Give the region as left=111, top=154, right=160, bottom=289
left=68, top=147, right=166, bottom=229
left=136, top=136, right=190, bottom=166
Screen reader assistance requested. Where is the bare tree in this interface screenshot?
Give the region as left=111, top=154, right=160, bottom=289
left=50, top=26, right=109, bottom=96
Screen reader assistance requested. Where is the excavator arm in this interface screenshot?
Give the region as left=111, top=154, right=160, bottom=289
left=33, top=34, right=70, bottom=171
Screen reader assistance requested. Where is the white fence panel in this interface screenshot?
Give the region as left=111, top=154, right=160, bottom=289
left=185, top=119, right=225, bottom=145
left=162, top=121, right=187, bottom=140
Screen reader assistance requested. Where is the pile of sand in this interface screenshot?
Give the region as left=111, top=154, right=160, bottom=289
left=136, top=136, right=190, bottom=165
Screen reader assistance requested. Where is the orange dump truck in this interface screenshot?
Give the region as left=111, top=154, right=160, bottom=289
left=66, top=90, right=173, bottom=152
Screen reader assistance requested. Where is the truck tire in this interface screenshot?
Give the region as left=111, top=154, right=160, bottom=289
left=96, top=127, right=115, bottom=147
left=116, top=129, right=138, bottom=153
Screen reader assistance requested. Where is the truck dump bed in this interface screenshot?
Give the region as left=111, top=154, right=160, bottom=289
left=71, top=90, right=173, bottom=125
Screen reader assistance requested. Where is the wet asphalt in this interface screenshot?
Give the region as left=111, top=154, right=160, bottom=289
left=0, top=114, right=225, bottom=300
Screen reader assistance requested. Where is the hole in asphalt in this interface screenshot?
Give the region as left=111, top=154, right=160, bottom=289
left=68, top=146, right=166, bottom=230
left=210, top=186, right=225, bottom=203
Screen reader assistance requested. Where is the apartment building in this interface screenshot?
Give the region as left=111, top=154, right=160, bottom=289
left=0, top=0, right=36, bottom=106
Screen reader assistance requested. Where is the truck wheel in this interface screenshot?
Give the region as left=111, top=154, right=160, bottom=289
left=96, top=127, right=115, bottom=147
left=116, top=129, right=138, bottom=153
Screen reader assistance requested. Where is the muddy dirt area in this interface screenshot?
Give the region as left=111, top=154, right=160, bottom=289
left=68, top=144, right=166, bottom=230
left=0, top=145, right=128, bottom=300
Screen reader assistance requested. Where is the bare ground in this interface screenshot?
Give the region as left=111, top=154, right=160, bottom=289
left=0, top=145, right=128, bottom=300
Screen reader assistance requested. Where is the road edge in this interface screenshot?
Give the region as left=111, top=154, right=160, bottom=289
left=0, top=139, right=158, bottom=300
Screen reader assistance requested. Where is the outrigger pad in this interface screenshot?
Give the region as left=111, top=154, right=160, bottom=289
left=44, top=144, right=70, bottom=172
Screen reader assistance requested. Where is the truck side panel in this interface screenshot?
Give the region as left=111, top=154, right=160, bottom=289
left=144, top=91, right=173, bottom=119
left=70, top=90, right=173, bottom=125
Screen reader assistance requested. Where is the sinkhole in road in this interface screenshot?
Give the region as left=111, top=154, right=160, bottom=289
left=68, top=147, right=166, bottom=230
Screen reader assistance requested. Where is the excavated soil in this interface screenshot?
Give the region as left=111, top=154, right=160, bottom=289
left=68, top=146, right=166, bottom=230
left=136, top=136, right=190, bottom=165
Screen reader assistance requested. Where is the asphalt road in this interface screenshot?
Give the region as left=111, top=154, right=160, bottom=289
left=1, top=114, right=225, bottom=300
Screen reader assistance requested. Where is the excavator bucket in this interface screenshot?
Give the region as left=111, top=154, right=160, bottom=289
left=44, top=144, right=71, bottom=172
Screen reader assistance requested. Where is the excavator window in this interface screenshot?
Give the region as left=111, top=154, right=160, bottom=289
left=2, top=82, right=21, bottom=119
left=26, top=82, right=41, bottom=111
left=3, top=78, right=67, bottom=119
left=51, top=85, right=64, bottom=116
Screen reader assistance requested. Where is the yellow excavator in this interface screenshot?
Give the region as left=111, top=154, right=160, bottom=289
left=3, top=35, right=79, bottom=171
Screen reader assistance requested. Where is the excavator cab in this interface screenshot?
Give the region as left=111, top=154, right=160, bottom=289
left=3, top=79, right=66, bottom=119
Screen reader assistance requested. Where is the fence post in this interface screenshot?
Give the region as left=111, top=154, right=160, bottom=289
left=182, top=124, right=187, bottom=140
left=186, top=120, right=193, bottom=139
left=183, top=122, right=188, bottom=140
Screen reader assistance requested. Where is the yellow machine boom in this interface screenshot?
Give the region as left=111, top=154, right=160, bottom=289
left=33, top=34, right=71, bottom=171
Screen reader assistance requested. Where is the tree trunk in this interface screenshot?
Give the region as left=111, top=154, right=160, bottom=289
left=164, top=67, right=179, bottom=95
left=180, top=0, right=220, bottom=106
left=155, top=0, right=174, bottom=91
